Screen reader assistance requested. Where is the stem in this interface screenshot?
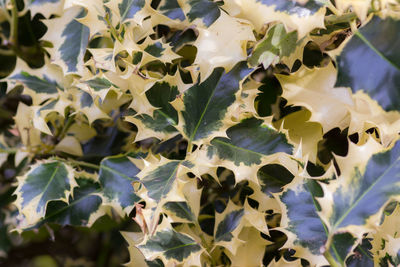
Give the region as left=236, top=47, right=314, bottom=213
left=324, top=249, right=340, bottom=267
left=323, top=235, right=340, bottom=267
left=56, top=157, right=100, bottom=170
left=186, top=141, right=193, bottom=155
left=324, top=12, right=358, bottom=25
left=10, top=0, right=18, bottom=47
left=104, top=14, right=122, bottom=42
left=57, top=115, right=76, bottom=140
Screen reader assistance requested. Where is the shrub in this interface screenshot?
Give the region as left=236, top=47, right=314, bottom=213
left=0, top=0, right=400, bottom=266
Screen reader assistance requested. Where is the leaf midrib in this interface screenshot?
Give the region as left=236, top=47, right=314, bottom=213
left=212, top=138, right=267, bottom=158
left=188, top=84, right=218, bottom=143
left=159, top=163, right=180, bottom=200
left=333, top=155, right=400, bottom=230
left=38, top=163, right=62, bottom=210
left=121, top=0, right=134, bottom=21
left=101, top=163, right=136, bottom=182
left=355, top=31, right=400, bottom=71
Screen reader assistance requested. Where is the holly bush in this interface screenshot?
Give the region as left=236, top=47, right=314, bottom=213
left=0, top=0, right=400, bottom=266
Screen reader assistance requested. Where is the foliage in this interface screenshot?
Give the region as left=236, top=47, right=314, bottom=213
left=0, top=0, right=399, bottom=266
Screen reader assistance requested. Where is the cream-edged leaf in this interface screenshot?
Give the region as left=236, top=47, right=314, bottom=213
left=249, top=23, right=298, bottom=69
left=223, top=0, right=326, bottom=38
left=99, top=154, right=144, bottom=216
left=138, top=225, right=202, bottom=263
left=319, top=139, right=400, bottom=237
left=173, top=61, right=252, bottom=145
left=42, top=6, right=90, bottom=75
left=192, top=12, right=255, bottom=80
left=336, top=16, right=400, bottom=111
left=279, top=178, right=329, bottom=265
left=14, top=160, right=76, bottom=226
left=26, top=177, right=105, bottom=229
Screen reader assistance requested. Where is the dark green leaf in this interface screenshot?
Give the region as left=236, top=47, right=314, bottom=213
left=336, top=16, right=400, bottom=111
left=99, top=154, right=142, bottom=210
left=139, top=228, right=201, bottom=261
left=215, top=209, right=244, bottom=242
left=181, top=61, right=252, bottom=142
left=207, top=118, right=292, bottom=166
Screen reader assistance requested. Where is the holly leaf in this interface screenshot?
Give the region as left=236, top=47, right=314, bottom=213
left=223, top=0, right=326, bottom=38
left=14, top=160, right=76, bottom=226
left=249, top=23, right=298, bottom=69
left=25, top=0, right=65, bottom=18
left=224, top=227, right=270, bottom=267
left=204, top=117, right=294, bottom=183
left=27, top=176, right=105, bottom=229
left=185, top=0, right=220, bottom=27
left=42, top=7, right=90, bottom=75
left=336, top=16, right=400, bottom=111
left=156, top=0, right=185, bottom=21
left=276, top=63, right=354, bottom=133
left=99, top=154, right=143, bottom=216
left=126, top=79, right=180, bottom=141
left=172, top=61, right=252, bottom=146
left=138, top=224, right=202, bottom=263
left=319, top=139, right=400, bottom=237
left=279, top=178, right=329, bottom=265
left=192, top=12, right=255, bottom=80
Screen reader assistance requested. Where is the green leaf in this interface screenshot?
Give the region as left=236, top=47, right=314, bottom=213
left=157, top=0, right=185, bottom=21
left=43, top=7, right=90, bottom=74
left=257, top=164, right=294, bottom=195
left=336, top=16, right=400, bottom=111
left=225, top=0, right=326, bottom=38
left=186, top=0, right=220, bottom=27
left=28, top=177, right=103, bottom=228
left=346, top=239, right=373, bottom=267
left=10, top=71, right=59, bottom=94
left=249, top=23, right=298, bottom=68
left=99, top=154, right=143, bottom=214
left=215, top=209, right=244, bottom=242
left=138, top=228, right=202, bottom=262
left=135, top=81, right=179, bottom=135
left=163, top=201, right=196, bottom=222
left=207, top=118, right=293, bottom=166
left=280, top=179, right=328, bottom=264
left=177, top=61, right=252, bottom=144
left=14, top=161, right=76, bottom=225
left=320, top=141, right=400, bottom=234
left=140, top=160, right=181, bottom=203
left=257, top=0, right=325, bottom=15
left=84, top=77, right=118, bottom=92
left=119, top=0, right=146, bottom=22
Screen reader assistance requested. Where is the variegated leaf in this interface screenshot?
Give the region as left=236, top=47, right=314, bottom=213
left=99, top=154, right=144, bottom=215
left=207, top=118, right=292, bottom=166
left=156, top=0, right=185, bottom=21
left=14, top=160, right=76, bottom=226
left=173, top=61, right=252, bottom=146
left=249, top=23, right=298, bottom=69
left=138, top=226, right=202, bottom=263
left=336, top=16, right=400, bottom=111
left=42, top=7, right=90, bottom=75
left=279, top=178, right=329, bottom=265
left=185, top=0, right=220, bottom=27
left=126, top=80, right=179, bottom=141
left=319, top=140, right=400, bottom=237
left=223, top=0, right=326, bottom=38
left=27, top=177, right=104, bottom=229
left=203, top=117, right=294, bottom=183
left=25, top=0, right=65, bottom=18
